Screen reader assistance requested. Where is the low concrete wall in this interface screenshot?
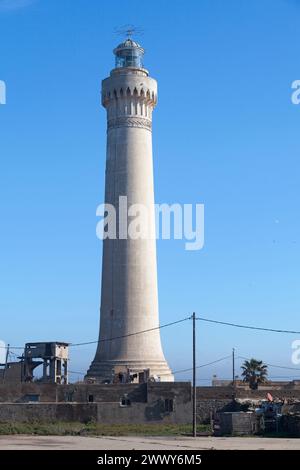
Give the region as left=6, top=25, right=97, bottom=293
left=196, top=386, right=300, bottom=400
left=197, top=387, right=235, bottom=400
left=214, top=412, right=256, bottom=436
left=0, top=403, right=96, bottom=423
left=148, top=382, right=191, bottom=404
left=0, top=383, right=147, bottom=404
left=0, top=383, right=57, bottom=403
left=0, top=403, right=97, bottom=423
left=2, top=383, right=300, bottom=404
left=236, top=389, right=300, bottom=399
left=2, top=382, right=300, bottom=426
left=97, top=402, right=191, bottom=424
left=197, top=399, right=236, bottom=424
left=0, top=382, right=190, bottom=405
left=0, top=401, right=191, bottom=425
left=57, top=383, right=147, bottom=403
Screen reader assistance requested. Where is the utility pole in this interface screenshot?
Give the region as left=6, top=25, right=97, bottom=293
left=2, top=343, right=9, bottom=382
left=192, top=312, right=197, bottom=438
left=232, top=348, right=236, bottom=392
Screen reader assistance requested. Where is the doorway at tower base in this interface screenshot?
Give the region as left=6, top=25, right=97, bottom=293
left=85, top=361, right=174, bottom=384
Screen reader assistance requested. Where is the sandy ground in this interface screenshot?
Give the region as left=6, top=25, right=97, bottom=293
left=0, top=435, right=299, bottom=450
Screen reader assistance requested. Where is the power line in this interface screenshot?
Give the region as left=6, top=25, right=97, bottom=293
left=0, top=345, right=23, bottom=350
left=196, top=316, right=300, bottom=335
left=70, top=316, right=191, bottom=347
left=173, top=355, right=232, bottom=375
left=238, top=356, right=300, bottom=372
left=268, top=376, right=300, bottom=379
left=3, top=314, right=300, bottom=350
left=267, top=363, right=300, bottom=371
left=0, top=316, right=191, bottom=351
left=175, top=354, right=300, bottom=379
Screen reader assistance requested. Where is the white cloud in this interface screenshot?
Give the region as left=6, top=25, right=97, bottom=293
left=0, top=0, right=36, bottom=12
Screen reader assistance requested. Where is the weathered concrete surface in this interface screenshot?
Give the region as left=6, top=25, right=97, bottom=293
left=197, top=399, right=234, bottom=424
left=2, top=382, right=300, bottom=428
left=214, top=412, right=256, bottom=436
left=197, top=386, right=300, bottom=399
left=0, top=401, right=192, bottom=425
left=0, top=383, right=192, bottom=425
left=0, top=435, right=300, bottom=450
left=148, top=382, right=191, bottom=404
left=0, top=382, right=147, bottom=403
left=2, top=382, right=300, bottom=405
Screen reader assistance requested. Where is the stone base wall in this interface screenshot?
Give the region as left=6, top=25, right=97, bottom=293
left=1, top=382, right=300, bottom=426
left=197, top=399, right=236, bottom=424
left=0, top=401, right=192, bottom=425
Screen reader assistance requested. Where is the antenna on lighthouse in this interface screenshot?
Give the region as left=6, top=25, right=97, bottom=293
left=114, top=24, right=144, bottom=39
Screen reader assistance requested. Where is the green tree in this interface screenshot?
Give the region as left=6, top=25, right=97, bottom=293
left=241, top=358, right=268, bottom=390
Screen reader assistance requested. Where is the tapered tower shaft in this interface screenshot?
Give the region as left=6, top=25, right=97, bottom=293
left=86, top=39, right=173, bottom=382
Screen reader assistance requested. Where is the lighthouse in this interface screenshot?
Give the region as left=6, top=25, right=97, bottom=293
left=86, top=38, right=173, bottom=382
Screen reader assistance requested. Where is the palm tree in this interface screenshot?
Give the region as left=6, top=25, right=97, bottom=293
left=241, top=358, right=268, bottom=390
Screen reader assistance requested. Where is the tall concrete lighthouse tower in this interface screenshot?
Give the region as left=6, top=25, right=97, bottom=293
left=86, top=38, right=173, bottom=383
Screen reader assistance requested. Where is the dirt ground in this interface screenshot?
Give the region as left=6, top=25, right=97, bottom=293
left=0, top=435, right=299, bottom=450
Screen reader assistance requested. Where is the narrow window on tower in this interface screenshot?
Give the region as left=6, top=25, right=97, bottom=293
left=132, top=88, right=137, bottom=114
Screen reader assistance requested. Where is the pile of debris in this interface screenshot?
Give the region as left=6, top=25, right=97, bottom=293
left=280, top=400, right=300, bottom=437
left=213, top=392, right=300, bottom=437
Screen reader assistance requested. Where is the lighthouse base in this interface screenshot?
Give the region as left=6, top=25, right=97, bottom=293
left=85, top=359, right=174, bottom=384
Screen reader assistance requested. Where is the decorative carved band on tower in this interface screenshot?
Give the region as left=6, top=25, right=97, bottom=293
left=107, top=117, right=152, bottom=131
left=102, top=85, right=157, bottom=107
left=102, top=82, right=157, bottom=131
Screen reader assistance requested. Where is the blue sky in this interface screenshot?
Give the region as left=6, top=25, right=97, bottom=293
left=1, top=0, right=300, bottom=383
